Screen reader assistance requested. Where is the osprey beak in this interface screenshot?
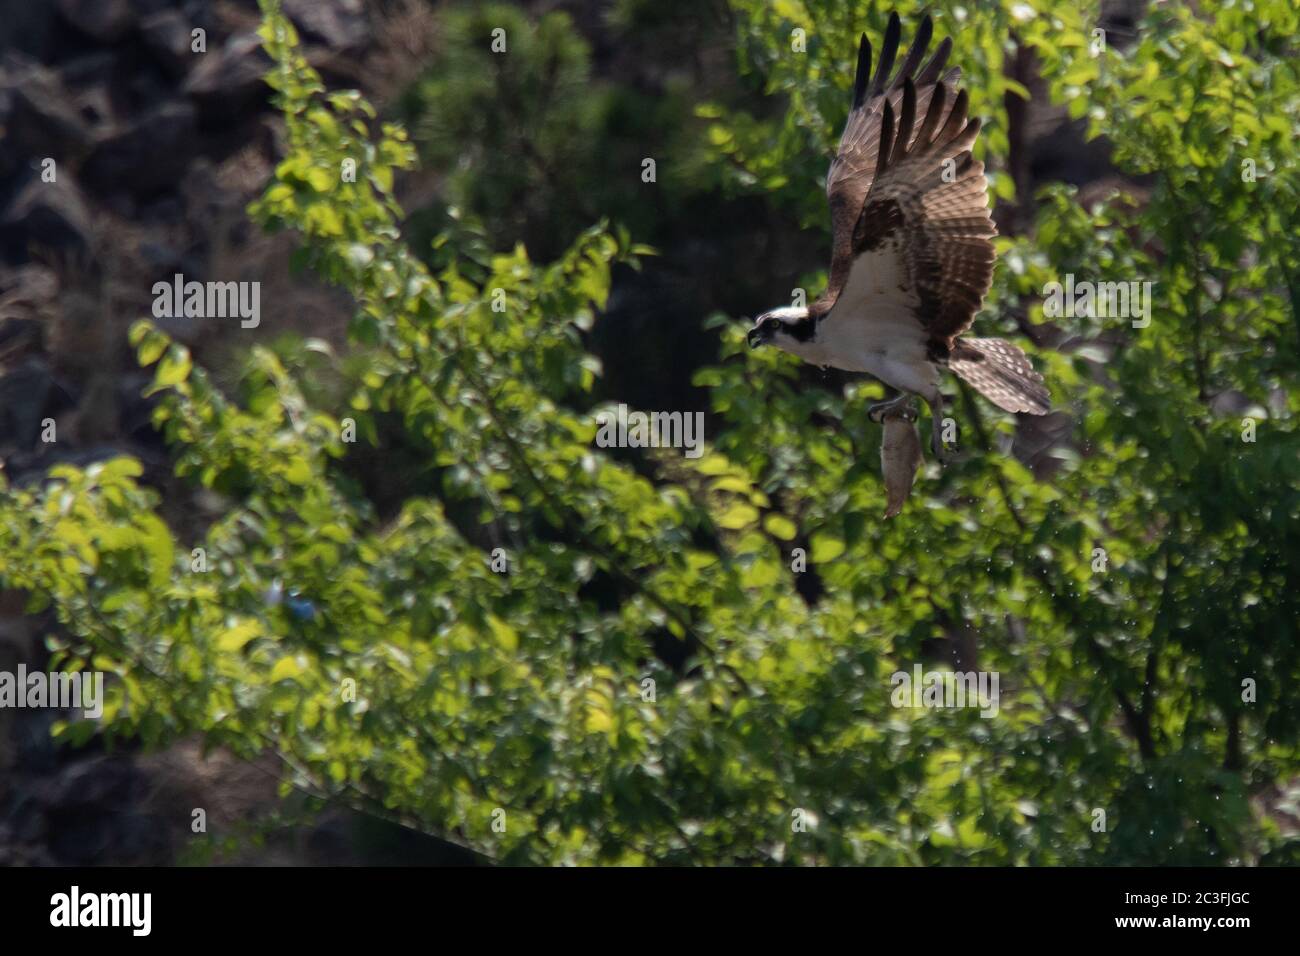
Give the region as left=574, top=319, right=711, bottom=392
left=747, top=326, right=764, bottom=349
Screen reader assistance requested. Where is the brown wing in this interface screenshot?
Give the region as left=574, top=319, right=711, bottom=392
left=822, top=12, right=957, bottom=312
left=855, top=77, right=996, bottom=343
left=819, top=31, right=996, bottom=345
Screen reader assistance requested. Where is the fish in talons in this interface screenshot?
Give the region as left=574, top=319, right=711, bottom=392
left=880, top=401, right=923, bottom=518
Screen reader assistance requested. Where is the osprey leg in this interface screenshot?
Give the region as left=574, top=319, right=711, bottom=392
left=868, top=392, right=915, bottom=423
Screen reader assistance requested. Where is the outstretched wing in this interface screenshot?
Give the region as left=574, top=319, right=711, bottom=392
left=817, top=16, right=996, bottom=347
left=823, top=13, right=955, bottom=300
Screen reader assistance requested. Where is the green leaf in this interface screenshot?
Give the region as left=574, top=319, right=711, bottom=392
left=810, top=533, right=845, bottom=563
left=217, top=620, right=263, bottom=653
left=487, top=615, right=518, bottom=651
left=717, top=502, right=759, bottom=530
left=268, top=656, right=305, bottom=684
left=154, top=349, right=192, bottom=389
left=763, top=514, right=797, bottom=540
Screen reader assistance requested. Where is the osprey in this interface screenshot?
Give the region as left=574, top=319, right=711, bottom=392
left=747, top=13, right=1050, bottom=460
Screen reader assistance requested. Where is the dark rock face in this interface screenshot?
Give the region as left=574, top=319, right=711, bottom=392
left=82, top=99, right=198, bottom=197
left=183, top=32, right=273, bottom=122
left=140, top=10, right=196, bottom=78
left=0, top=1, right=61, bottom=59
left=1, top=173, right=94, bottom=259
left=2, top=755, right=171, bottom=865
left=0, top=57, right=95, bottom=172
left=0, top=357, right=57, bottom=450
left=283, top=0, right=370, bottom=51
left=57, top=0, right=137, bottom=44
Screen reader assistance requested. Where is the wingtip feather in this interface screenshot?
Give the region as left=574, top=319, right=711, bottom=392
left=871, top=12, right=902, bottom=96
left=852, top=33, right=871, bottom=107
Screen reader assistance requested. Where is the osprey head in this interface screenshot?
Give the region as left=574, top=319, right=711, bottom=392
left=747, top=306, right=813, bottom=349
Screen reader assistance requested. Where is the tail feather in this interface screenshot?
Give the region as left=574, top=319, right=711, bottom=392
left=948, top=337, right=1050, bottom=415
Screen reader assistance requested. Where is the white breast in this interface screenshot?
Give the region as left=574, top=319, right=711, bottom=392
left=782, top=251, right=936, bottom=394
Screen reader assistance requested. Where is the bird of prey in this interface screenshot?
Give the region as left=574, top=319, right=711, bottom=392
left=747, top=13, right=1050, bottom=460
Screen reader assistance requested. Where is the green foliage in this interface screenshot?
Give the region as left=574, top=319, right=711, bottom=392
left=1, top=0, right=1297, bottom=865
left=696, top=0, right=1300, bottom=864
left=395, top=1, right=725, bottom=261
left=395, top=3, right=599, bottom=257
